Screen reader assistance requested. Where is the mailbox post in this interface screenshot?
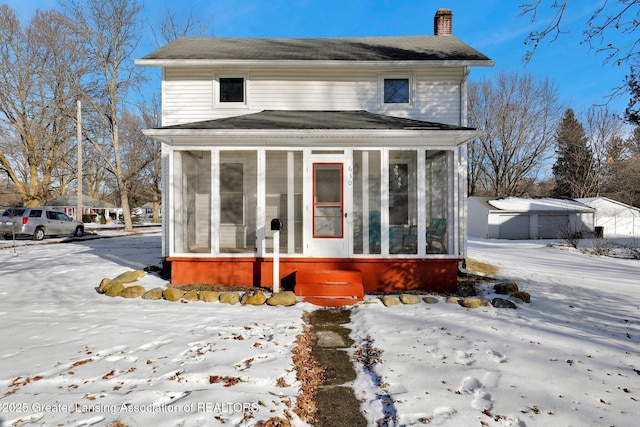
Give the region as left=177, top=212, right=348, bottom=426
left=270, top=218, right=283, bottom=293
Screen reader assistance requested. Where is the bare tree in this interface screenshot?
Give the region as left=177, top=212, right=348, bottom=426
left=62, top=0, right=145, bottom=231
left=0, top=6, right=84, bottom=207
left=138, top=96, right=162, bottom=223
left=520, top=1, right=640, bottom=111
left=138, top=2, right=213, bottom=222
left=468, top=72, right=563, bottom=196
left=150, top=1, right=213, bottom=47
left=602, top=125, right=640, bottom=206
left=584, top=106, right=627, bottom=192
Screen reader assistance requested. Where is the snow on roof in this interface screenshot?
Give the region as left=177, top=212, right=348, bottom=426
left=488, top=197, right=594, bottom=212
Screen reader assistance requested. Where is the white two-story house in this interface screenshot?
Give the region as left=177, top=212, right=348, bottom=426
left=136, top=8, right=493, bottom=305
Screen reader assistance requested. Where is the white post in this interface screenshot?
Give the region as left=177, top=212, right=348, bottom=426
left=76, top=100, right=82, bottom=222
left=273, top=229, right=280, bottom=293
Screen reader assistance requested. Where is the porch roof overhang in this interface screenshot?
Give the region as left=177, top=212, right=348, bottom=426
left=143, top=110, right=480, bottom=147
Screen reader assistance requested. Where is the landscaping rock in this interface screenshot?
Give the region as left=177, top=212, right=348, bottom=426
left=511, top=291, right=531, bottom=303
left=120, top=285, right=146, bottom=298
left=199, top=291, right=222, bottom=302
left=182, top=290, right=199, bottom=301
left=494, top=282, right=519, bottom=294
left=105, top=282, right=125, bottom=297
left=220, top=292, right=240, bottom=305
left=112, top=270, right=145, bottom=285
left=380, top=295, right=401, bottom=307
left=399, top=294, right=421, bottom=304
left=267, top=291, right=297, bottom=306
left=142, top=288, right=164, bottom=300
left=446, top=296, right=461, bottom=304
left=492, top=298, right=517, bottom=309
left=242, top=291, right=267, bottom=306
left=98, top=278, right=116, bottom=294
left=164, top=288, right=185, bottom=302
left=461, top=297, right=490, bottom=308
left=423, top=296, right=439, bottom=304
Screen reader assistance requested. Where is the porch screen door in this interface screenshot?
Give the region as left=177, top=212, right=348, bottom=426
left=312, top=162, right=348, bottom=256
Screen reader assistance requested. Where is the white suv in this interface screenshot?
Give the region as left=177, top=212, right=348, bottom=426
left=1, top=207, right=84, bottom=240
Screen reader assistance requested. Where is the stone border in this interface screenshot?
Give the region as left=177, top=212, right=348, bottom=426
left=96, top=268, right=530, bottom=310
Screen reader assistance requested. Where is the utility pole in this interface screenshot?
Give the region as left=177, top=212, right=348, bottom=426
left=77, top=100, right=83, bottom=222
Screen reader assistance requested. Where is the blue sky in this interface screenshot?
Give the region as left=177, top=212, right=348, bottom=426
left=11, top=0, right=631, bottom=115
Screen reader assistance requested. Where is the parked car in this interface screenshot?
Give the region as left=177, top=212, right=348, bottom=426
left=1, top=207, right=84, bottom=240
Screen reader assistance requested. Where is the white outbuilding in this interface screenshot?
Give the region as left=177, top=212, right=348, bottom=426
left=576, top=197, right=640, bottom=238
left=468, top=196, right=595, bottom=240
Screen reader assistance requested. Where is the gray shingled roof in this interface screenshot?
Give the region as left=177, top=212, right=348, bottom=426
left=140, top=36, right=492, bottom=63
left=160, top=110, right=475, bottom=131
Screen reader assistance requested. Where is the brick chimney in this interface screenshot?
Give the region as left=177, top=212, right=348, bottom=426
left=434, top=8, right=453, bottom=35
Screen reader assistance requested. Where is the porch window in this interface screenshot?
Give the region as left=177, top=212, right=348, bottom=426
left=219, top=151, right=257, bottom=252
left=353, top=150, right=382, bottom=254
left=174, top=150, right=211, bottom=253
left=265, top=151, right=303, bottom=254
left=389, top=150, right=417, bottom=254
left=424, top=151, right=450, bottom=254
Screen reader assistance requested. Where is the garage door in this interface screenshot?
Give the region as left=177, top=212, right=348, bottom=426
left=538, top=215, right=569, bottom=239
left=498, top=214, right=530, bottom=239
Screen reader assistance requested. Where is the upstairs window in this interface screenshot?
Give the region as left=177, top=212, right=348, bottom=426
left=384, top=78, right=409, bottom=104
left=215, top=73, right=249, bottom=107
left=219, top=78, right=244, bottom=103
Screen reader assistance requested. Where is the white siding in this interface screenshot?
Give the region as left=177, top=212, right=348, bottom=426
left=162, top=66, right=465, bottom=126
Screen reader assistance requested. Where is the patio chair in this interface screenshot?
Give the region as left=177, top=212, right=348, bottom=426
left=369, top=211, right=381, bottom=252
left=401, top=217, right=447, bottom=253
left=426, top=217, right=447, bottom=253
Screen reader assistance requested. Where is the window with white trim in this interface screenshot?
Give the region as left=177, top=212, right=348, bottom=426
left=384, top=78, right=409, bottom=103
left=379, top=74, right=414, bottom=108
left=214, top=73, right=248, bottom=106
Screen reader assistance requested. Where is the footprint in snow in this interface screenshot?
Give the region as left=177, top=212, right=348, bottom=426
left=456, top=376, right=495, bottom=411
left=487, top=349, right=507, bottom=363
left=457, top=376, right=482, bottom=394
left=430, top=406, right=458, bottom=423
left=456, top=350, right=476, bottom=365
left=136, top=338, right=174, bottom=351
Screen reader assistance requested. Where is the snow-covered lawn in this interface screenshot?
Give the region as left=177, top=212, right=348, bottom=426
left=1, top=232, right=638, bottom=426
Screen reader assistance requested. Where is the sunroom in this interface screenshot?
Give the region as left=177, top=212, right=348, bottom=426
left=148, top=110, right=478, bottom=295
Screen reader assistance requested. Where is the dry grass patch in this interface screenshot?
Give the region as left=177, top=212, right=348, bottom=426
left=466, top=258, right=499, bottom=275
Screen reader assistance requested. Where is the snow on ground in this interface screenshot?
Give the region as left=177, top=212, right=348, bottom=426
left=1, top=231, right=639, bottom=426
left=350, top=238, right=640, bottom=426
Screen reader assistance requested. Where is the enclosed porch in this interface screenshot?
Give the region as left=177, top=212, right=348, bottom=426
left=148, top=111, right=477, bottom=294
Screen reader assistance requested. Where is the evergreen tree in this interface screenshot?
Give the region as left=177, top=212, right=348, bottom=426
left=552, top=109, right=597, bottom=198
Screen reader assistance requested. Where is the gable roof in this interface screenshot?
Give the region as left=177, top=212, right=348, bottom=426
left=137, top=35, right=493, bottom=66
left=159, top=110, right=475, bottom=131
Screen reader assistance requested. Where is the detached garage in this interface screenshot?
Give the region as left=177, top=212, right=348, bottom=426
left=468, top=197, right=595, bottom=240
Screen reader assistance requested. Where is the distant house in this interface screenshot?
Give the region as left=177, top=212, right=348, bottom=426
left=136, top=8, right=493, bottom=301
left=47, top=194, right=120, bottom=223
left=468, top=197, right=595, bottom=240
left=140, top=202, right=162, bottom=220
left=577, top=197, right=640, bottom=238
